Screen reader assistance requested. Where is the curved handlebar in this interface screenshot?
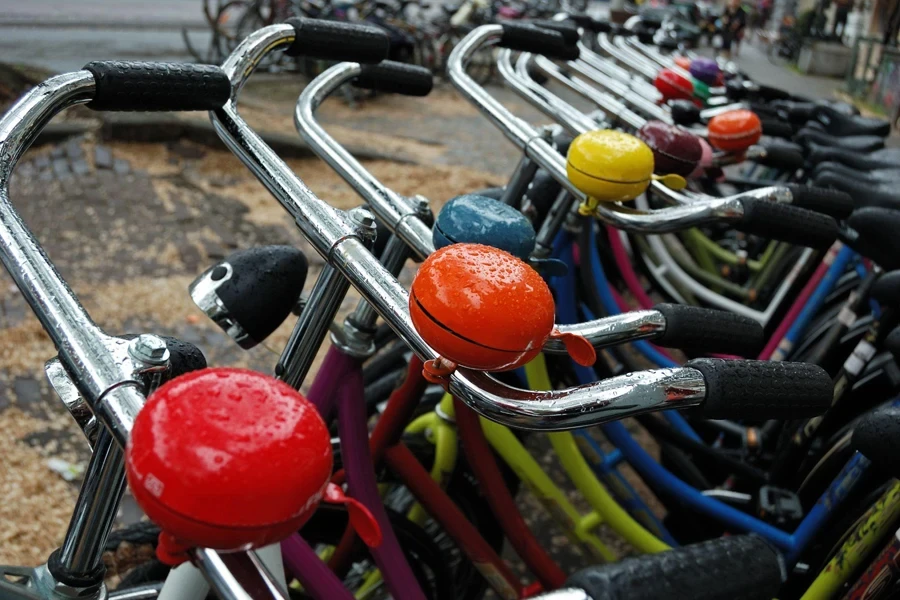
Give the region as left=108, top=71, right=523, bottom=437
left=447, top=25, right=756, bottom=234
left=0, top=71, right=146, bottom=445
left=294, top=60, right=434, bottom=260
left=208, top=23, right=833, bottom=431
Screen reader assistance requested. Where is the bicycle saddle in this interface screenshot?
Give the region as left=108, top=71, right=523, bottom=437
left=810, top=104, right=890, bottom=138
left=847, top=209, right=900, bottom=271
left=795, top=128, right=885, bottom=153
left=189, top=245, right=309, bottom=349
left=812, top=161, right=900, bottom=184
left=852, top=404, right=900, bottom=479
left=806, top=142, right=900, bottom=170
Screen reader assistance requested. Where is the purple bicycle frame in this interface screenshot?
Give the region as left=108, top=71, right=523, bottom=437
left=279, top=347, right=426, bottom=600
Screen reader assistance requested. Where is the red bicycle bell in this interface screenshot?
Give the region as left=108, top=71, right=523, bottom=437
left=707, top=109, right=762, bottom=152
left=126, top=368, right=380, bottom=564
left=409, top=244, right=595, bottom=381
left=637, top=121, right=703, bottom=177
left=654, top=68, right=693, bottom=103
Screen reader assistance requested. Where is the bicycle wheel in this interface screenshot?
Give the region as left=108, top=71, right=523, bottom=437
left=214, top=1, right=259, bottom=58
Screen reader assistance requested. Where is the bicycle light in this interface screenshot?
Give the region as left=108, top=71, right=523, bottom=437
left=409, top=244, right=595, bottom=380
left=125, top=368, right=380, bottom=564
left=188, top=246, right=308, bottom=349
left=567, top=130, right=685, bottom=215
left=638, top=121, right=703, bottom=177
left=707, top=109, right=763, bottom=152
left=654, top=68, right=694, bottom=103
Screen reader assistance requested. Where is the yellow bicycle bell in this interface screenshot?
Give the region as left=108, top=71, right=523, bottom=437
left=566, top=130, right=685, bottom=216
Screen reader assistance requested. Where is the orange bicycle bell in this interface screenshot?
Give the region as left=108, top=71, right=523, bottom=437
left=125, top=368, right=381, bottom=565
left=707, top=109, right=762, bottom=152
left=567, top=129, right=685, bottom=216
left=409, top=244, right=595, bottom=384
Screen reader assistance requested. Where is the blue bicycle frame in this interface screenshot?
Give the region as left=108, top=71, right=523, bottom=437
left=550, top=227, right=878, bottom=564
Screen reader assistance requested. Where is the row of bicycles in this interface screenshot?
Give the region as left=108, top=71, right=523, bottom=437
left=182, top=0, right=582, bottom=82
left=3, top=10, right=900, bottom=600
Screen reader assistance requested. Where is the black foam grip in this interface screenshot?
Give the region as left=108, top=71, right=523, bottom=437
left=785, top=184, right=854, bottom=220
left=557, top=43, right=581, bottom=61
left=84, top=62, right=231, bottom=112
left=284, top=17, right=390, bottom=63
left=500, top=23, right=569, bottom=60
left=736, top=198, right=838, bottom=248
left=568, top=14, right=612, bottom=32
left=637, top=30, right=655, bottom=44
left=753, top=143, right=804, bottom=172
left=158, top=336, right=208, bottom=376
left=687, top=358, right=833, bottom=420
left=669, top=100, right=701, bottom=125
left=530, top=19, right=580, bottom=45
left=353, top=61, right=434, bottom=96
left=117, top=334, right=207, bottom=377
left=760, top=118, right=794, bottom=139
left=567, top=535, right=783, bottom=600
left=852, top=406, right=900, bottom=479
left=756, top=83, right=792, bottom=101
left=885, top=327, right=900, bottom=364
left=871, top=270, right=900, bottom=307
left=653, top=304, right=763, bottom=357
left=848, top=207, right=900, bottom=271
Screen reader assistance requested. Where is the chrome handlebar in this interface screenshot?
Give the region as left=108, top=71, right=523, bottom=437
left=0, top=71, right=144, bottom=446
left=294, top=61, right=434, bottom=260
left=211, top=24, right=719, bottom=431
left=449, top=25, right=749, bottom=232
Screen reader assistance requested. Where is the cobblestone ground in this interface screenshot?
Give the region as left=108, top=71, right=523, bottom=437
left=0, top=82, right=662, bottom=593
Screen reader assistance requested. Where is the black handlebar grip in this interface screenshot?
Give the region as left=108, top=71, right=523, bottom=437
left=736, top=198, right=838, bottom=248
left=848, top=207, right=900, bottom=271
left=756, top=83, right=792, bottom=101
left=568, top=14, right=612, bottom=32
left=653, top=304, right=764, bottom=357
left=159, top=336, right=208, bottom=376
left=557, top=43, right=581, bottom=61
left=83, top=62, right=231, bottom=111
left=852, top=405, right=900, bottom=479
left=687, top=358, right=832, bottom=420
left=784, top=184, right=854, bottom=220
left=752, top=142, right=805, bottom=172
left=353, top=61, right=434, bottom=96
left=636, top=30, right=655, bottom=44
left=284, top=17, right=390, bottom=63
left=530, top=19, right=580, bottom=45
left=567, top=535, right=783, bottom=600
left=760, top=118, right=794, bottom=139
left=499, top=23, right=570, bottom=60
left=118, top=334, right=207, bottom=377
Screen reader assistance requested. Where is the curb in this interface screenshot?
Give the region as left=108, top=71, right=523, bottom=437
left=33, top=114, right=418, bottom=165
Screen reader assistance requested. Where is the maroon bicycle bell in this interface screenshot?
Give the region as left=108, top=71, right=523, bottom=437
left=637, top=121, right=703, bottom=177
